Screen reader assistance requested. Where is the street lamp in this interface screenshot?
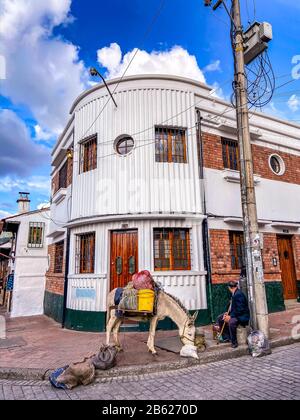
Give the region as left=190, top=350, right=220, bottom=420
left=89, top=67, right=118, bottom=109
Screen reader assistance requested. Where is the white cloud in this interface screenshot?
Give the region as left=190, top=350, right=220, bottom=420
left=210, top=81, right=225, bottom=99
left=97, top=43, right=206, bottom=83
left=203, top=60, right=221, bottom=73
left=97, top=43, right=122, bottom=75
left=288, top=94, right=300, bottom=112
left=265, top=102, right=287, bottom=120
left=0, top=209, right=12, bottom=219
left=0, top=0, right=88, bottom=136
left=37, top=202, right=50, bottom=210
left=0, top=109, right=50, bottom=176
left=0, top=175, right=50, bottom=195
left=34, top=125, right=53, bottom=142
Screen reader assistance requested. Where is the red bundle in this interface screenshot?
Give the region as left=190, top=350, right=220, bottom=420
left=132, top=270, right=155, bottom=290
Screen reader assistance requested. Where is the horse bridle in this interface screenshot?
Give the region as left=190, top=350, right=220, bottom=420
left=180, top=318, right=195, bottom=345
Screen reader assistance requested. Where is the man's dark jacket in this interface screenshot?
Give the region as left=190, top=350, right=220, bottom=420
left=230, top=289, right=250, bottom=325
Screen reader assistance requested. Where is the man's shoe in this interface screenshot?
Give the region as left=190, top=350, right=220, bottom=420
left=231, top=343, right=238, bottom=349
left=218, top=337, right=230, bottom=343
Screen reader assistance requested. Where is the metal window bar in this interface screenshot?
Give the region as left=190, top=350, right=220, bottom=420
left=67, top=157, right=73, bottom=186
left=229, top=231, right=245, bottom=270
left=80, top=136, right=97, bottom=173
left=154, top=228, right=191, bottom=271
left=54, top=241, right=64, bottom=273
left=28, top=222, right=45, bottom=248
left=75, top=232, right=95, bottom=274
left=155, top=127, right=187, bottom=163
left=222, top=138, right=240, bottom=171
left=58, top=160, right=68, bottom=190
left=117, top=137, right=134, bottom=155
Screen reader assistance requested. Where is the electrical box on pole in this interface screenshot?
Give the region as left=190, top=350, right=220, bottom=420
left=243, top=22, right=273, bottom=65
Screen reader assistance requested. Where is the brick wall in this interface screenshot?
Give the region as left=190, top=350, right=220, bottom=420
left=252, top=145, right=300, bottom=184
left=45, top=243, right=65, bottom=296
left=202, top=133, right=224, bottom=170
left=203, top=131, right=300, bottom=185
left=262, top=234, right=282, bottom=281
left=209, top=230, right=282, bottom=284
left=209, top=230, right=240, bottom=284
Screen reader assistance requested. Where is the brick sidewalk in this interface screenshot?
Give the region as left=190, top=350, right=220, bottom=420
left=0, top=304, right=299, bottom=371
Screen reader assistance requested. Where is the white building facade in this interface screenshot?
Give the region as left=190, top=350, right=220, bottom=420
left=2, top=203, right=50, bottom=318
left=45, top=75, right=300, bottom=332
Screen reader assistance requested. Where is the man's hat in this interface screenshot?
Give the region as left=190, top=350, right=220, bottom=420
left=228, top=281, right=239, bottom=288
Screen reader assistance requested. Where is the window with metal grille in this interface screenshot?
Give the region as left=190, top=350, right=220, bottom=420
left=229, top=231, right=245, bottom=270
left=28, top=222, right=44, bottom=248
left=155, top=127, right=187, bottom=163
left=154, top=228, right=191, bottom=271
left=75, top=232, right=95, bottom=274
left=80, top=135, right=97, bottom=173
left=54, top=241, right=64, bottom=273
left=222, top=138, right=240, bottom=171
left=58, top=160, right=68, bottom=190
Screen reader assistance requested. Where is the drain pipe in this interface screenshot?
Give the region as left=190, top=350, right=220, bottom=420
left=62, top=151, right=74, bottom=329
left=62, top=226, right=70, bottom=328
left=196, top=109, right=215, bottom=323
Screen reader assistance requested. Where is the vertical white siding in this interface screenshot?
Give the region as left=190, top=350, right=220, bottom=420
left=71, top=86, right=202, bottom=220
left=67, top=218, right=207, bottom=312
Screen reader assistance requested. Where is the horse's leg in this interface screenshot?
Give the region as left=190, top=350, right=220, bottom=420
left=147, top=316, right=159, bottom=355
left=112, top=318, right=123, bottom=351
left=106, top=308, right=118, bottom=346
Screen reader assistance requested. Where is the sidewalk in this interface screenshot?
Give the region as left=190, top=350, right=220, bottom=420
left=0, top=304, right=299, bottom=380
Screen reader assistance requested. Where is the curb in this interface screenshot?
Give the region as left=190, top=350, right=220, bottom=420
left=0, top=336, right=299, bottom=382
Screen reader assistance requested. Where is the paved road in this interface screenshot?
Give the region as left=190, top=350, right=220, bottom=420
left=0, top=344, right=299, bottom=401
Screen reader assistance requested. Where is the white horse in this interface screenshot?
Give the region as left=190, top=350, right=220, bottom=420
left=106, top=288, right=198, bottom=355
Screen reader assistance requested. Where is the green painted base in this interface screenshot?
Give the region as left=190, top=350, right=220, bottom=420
left=45, top=281, right=287, bottom=332
left=208, top=284, right=231, bottom=322
left=64, top=309, right=106, bottom=332
left=61, top=309, right=209, bottom=333
left=44, top=291, right=64, bottom=324
left=297, top=281, right=300, bottom=303
left=205, top=281, right=285, bottom=322
left=265, top=282, right=285, bottom=313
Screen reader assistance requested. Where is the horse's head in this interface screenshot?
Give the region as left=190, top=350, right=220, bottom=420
left=180, top=311, right=198, bottom=346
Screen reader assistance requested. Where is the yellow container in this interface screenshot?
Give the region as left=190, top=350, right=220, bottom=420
left=138, top=289, right=155, bottom=312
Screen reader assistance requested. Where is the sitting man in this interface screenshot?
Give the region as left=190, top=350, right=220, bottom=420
left=217, top=281, right=250, bottom=348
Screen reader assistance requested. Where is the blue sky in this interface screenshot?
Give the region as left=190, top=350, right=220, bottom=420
left=0, top=0, right=300, bottom=218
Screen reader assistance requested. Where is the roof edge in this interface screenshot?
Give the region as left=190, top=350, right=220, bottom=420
left=1, top=207, right=50, bottom=222
left=69, top=74, right=212, bottom=115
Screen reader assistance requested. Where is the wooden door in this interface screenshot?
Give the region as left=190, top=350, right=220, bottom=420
left=110, top=230, right=138, bottom=290
left=277, top=236, right=298, bottom=300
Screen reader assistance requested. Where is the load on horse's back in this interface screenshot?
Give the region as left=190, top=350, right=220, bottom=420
left=106, top=271, right=199, bottom=359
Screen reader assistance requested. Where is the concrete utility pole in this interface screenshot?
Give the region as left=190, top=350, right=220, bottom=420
left=208, top=0, right=270, bottom=337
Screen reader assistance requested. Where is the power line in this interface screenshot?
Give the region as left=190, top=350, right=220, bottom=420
left=78, top=0, right=166, bottom=145
left=252, top=0, right=257, bottom=22
left=48, top=100, right=300, bottom=227
left=68, top=81, right=300, bottom=166
left=72, top=78, right=232, bottom=151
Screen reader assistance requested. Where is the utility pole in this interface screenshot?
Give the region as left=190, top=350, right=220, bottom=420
left=207, top=0, right=270, bottom=337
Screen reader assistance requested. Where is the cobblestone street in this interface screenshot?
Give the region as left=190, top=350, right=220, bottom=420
left=0, top=344, right=299, bottom=401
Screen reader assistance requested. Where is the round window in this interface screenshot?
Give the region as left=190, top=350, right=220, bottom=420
left=115, top=135, right=134, bottom=156
left=269, top=154, right=285, bottom=176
